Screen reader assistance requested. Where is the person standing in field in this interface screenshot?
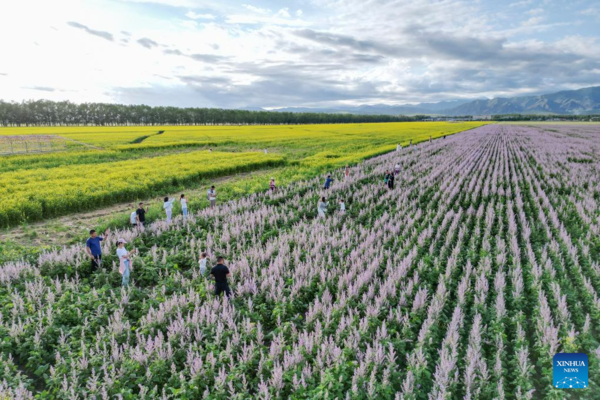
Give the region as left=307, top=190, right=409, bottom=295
left=324, top=174, right=333, bottom=190
left=388, top=172, right=395, bottom=189
left=136, top=202, right=147, bottom=228
left=339, top=199, right=346, bottom=213
left=86, top=229, right=108, bottom=273
left=199, top=252, right=208, bottom=276
left=269, top=177, right=277, bottom=192
left=394, top=163, right=401, bottom=176
left=163, top=197, right=175, bottom=223
left=396, top=143, right=402, bottom=152
left=409, top=139, right=412, bottom=147
left=116, top=238, right=136, bottom=287
left=264, top=149, right=268, bottom=154
left=180, top=194, right=188, bottom=219
left=384, top=170, right=390, bottom=186
left=345, top=165, right=350, bottom=179
left=130, top=210, right=138, bottom=227
left=318, top=197, right=328, bottom=218
left=207, top=186, right=216, bottom=208
left=211, top=256, right=231, bottom=298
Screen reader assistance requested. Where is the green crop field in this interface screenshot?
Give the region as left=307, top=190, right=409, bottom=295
left=0, top=122, right=488, bottom=228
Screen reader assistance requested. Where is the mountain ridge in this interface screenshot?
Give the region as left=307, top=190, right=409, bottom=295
left=246, top=86, right=600, bottom=116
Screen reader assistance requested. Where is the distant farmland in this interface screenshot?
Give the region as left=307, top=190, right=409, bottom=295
left=0, top=122, right=486, bottom=227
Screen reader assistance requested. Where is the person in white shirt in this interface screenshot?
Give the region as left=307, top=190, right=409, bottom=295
left=163, top=197, right=175, bottom=223
left=130, top=210, right=137, bottom=226
left=207, top=186, right=216, bottom=208
left=180, top=194, right=188, bottom=219
left=394, top=163, right=401, bottom=176
left=339, top=199, right=346, bottom=212
left=318, top=197, right=328, bottom=218
left=116, top=238, right=136, bottom=287
left=396, top=143, right=402, bottom=152
left=199, top=252, right=208, bottom=276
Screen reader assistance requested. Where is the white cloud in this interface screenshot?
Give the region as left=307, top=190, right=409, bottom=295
left=579, top=7, right=600, bottom=20
left=243, top=4, right=271, bottom=14
left=185, top=11, right=216, bottom=20
left=0, top=0, right=598, bottom=108
left=275, top=8, right=291, bottom=18
left=181, top=20, right=198, bottom=28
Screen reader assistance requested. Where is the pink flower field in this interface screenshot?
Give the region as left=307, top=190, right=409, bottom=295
left=1, top=123, right=600, bottom=399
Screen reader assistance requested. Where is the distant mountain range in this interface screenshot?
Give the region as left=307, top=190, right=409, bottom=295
left=245, top=86, right=600, bottom=116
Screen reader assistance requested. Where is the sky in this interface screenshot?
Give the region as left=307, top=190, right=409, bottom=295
left=0, top=0, right=599, bottom=109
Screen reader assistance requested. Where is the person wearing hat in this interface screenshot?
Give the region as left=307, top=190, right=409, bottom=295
left=269, top=177, right=276, bottom=192
left=116, top=238, right=136, bottom=287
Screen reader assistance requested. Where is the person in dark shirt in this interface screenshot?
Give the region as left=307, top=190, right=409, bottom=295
left=136, top=202, right=147, bottom=227
left=86, top=229, right=108, bottom=273
left=210, top=256, right=231, bottom=297
left=324, top=175, right=333, bottom=190
left=388, top=172, right=395, bottom=189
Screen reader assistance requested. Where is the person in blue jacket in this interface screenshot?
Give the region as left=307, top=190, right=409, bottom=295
left=324, top=174, right=333, bottom=190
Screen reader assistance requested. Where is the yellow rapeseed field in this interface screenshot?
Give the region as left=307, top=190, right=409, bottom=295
left=0, top=122, right=488, bottom=226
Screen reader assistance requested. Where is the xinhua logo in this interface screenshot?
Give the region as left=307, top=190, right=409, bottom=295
left=553, top=353, right=588, bottom=389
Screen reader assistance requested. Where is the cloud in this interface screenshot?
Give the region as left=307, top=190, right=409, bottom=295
left=243, top=4, right=270, bottom=14
left=189, top=53, right=229, bottom=63
left=185, top=11, right=216, bottom=20
left=293, top=29, right=406, bottom=57
left=137, top=37, right=159, bottom=49
left=3, top=0, right=599, bottom=109
left=579, top=7, right=600, bottom=20
left=162, top=48, right=229, bottom=64
left=25, top=86, right=56, bottom=92
left=274, top=8, right=291, bottom=18
left=181, top=20, right=198, bottom=28
left=0, top=72, right=7, bottom=76
left=66, top=21, right=114, bottom=41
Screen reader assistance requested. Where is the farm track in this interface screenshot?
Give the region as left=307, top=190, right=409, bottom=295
left=0, top=170, right=259, bottom=247
left=1, top=124, right=600, bottom=398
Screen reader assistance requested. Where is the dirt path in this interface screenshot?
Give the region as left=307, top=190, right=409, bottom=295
left=0, top=171, right=256, bottom=248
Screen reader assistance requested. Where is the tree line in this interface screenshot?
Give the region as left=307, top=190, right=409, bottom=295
left=0, top=100, right=423, bottom=126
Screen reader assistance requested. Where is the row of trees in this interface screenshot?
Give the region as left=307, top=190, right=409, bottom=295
left=0, top=100, right=422, bottom=126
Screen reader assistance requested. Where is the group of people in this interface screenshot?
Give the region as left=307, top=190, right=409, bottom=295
left=129, top=187, right=218, bottom=229
left=86, top=229, right=232, bottom=296
left=86, top=153, right=412, bottom=293
left=383, top=163, right=402, bottom=189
